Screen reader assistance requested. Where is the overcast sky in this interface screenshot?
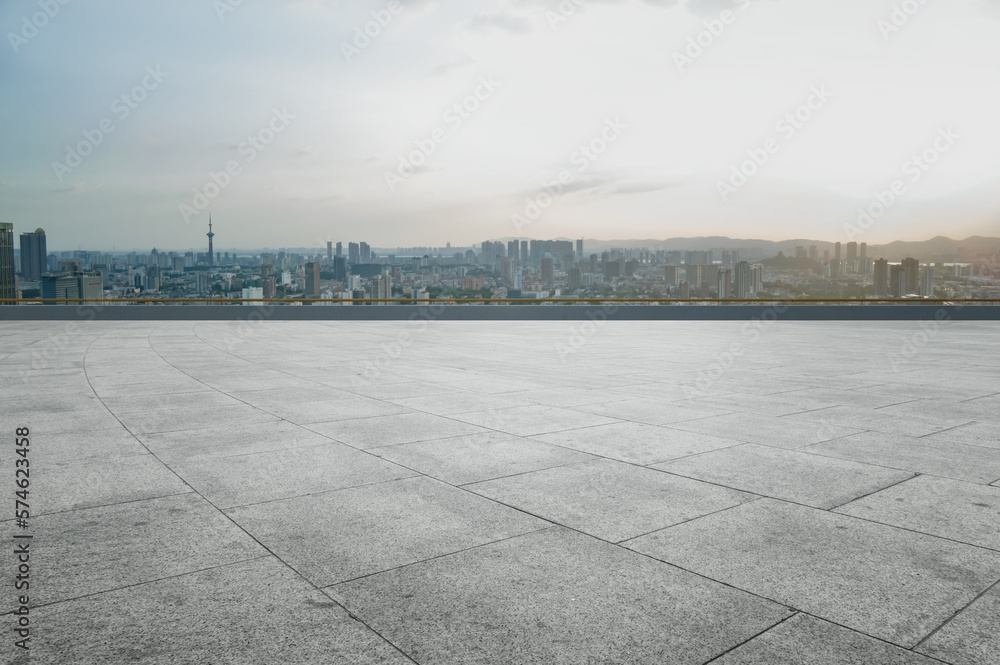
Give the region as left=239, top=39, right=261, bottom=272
left=2, top=0, right=999, bottom=251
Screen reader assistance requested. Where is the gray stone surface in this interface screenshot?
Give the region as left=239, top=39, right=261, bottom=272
left=806, top=431, right=1000, bottom=484
left=25, top=557, right=412, bottom=665
left=468, top=458, right=757, bottom=542
left=4, top=319, right=1000, bottom=663
left=169, top=442, right=417, bottom=508
left=666, top=412, right=864, bottom=449
left=531, top=421, right=741, bottom=465
left=27, top=493, right=266, bottom=605
left=259, top=396, right=410, bottom=423
left=308, top=411, right=489, bottom=449
left=136, top=419, right=335, bottom=463
left=917, top=582, right=1000, bottom=665
left=835, top=474, right=1000, bottom=550
left=924, top=420, right=1000, bottom=450
left=627, top=498, right=1000, bottom=647
left=573, top=397, right=730, bottom=425
left=784, top=405, right=972, bottom=438
left=371, top=431, right=596, bottom=485
left=117, top=403, right=280, bottom=435
left=330, top=527, right=792, bottom=665
left=656, top=443, right=914, bottom=509
left=713, top=613, right=941, bottom=665
left=226, top=475, right=549, bottom=585
left=449, top=404, right=619, bottom=436
left=33, top=454, right=190, bottom=514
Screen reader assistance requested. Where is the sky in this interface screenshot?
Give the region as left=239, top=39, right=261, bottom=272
left=1, top=0, right=999, bottom=251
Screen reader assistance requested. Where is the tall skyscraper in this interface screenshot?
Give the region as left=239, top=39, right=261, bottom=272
left=832, top=242, right=841, bottom=277
left=336, top=241, right=342, bottom=258
left=360, top=242, right=371, bottom=263
left=874, top=258, right=889, bottom=297
left=1, top=223, right=16, bottom=304
left=327, top=242, right=333, bottom=262
left=733, top=261, right=754, bottom=299
left=902, top=257, right=920, bottom=295
left=348, top=242, right=360, bottom=264
left=206, top=216, right=215, bottom=266
left=590, top=254, right=598, bottom=274
left=846, top=242, right=858, bottom=272
left=541, top=257, right=554, bottom=287
left=576, top=239, right=584, bottom=260
left=568, top=266, right=582, bottom=290
left=305, top=262, right=321, bottom=296
left=920, top=266, right=935, bottom=297
left=19, top=228, right=47, bottom=281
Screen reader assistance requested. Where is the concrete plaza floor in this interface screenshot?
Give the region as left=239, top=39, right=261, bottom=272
left=2, top=320, right=999, bottom=664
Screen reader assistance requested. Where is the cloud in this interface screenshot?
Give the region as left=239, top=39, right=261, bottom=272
left=429, top=55, right=476, bottom=76
left=464, top=11, right=532, bottom=34
left=608, top=180, right=682, bottom=195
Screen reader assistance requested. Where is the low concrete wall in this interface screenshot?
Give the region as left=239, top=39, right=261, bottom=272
left=2, top=304, right=998, bottom=321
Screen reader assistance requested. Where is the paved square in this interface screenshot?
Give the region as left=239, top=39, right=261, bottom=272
left=3, top=319, right=999, bottom=662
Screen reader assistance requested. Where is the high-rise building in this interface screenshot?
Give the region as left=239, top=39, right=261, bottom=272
left=919, top=266, right=935, bottom=297
left=348, top=242, right=360, bottom=264
left=846, top=242, right=858, bottom=272
left=305, top=262, right=321, bottom=296
left=541, top=257, right=554, bottom=287
left=832, top=242, right=841, bottom=277
left=568, top=266, right=582, bottom=290
left=576, top=239, right=584, bottom=260
left=520, top=240, right=528, bottom=263
left=19, top=228, right=47, bottom=282
left=40, top=273, right=79, bottom=305
left=664, top=265, right=679, bottom=287
left=333, top=256, right=347, bottom=281
left=808, top=245, right=819, bottom=261
left=874, top=258, right=889, bottom=297
left=717, top=268, right=732, bottom=298
left=589, top=254, right=598, bottom=274
left=733, top=261, right=754, bottom=299
left=0, top=223, right=16, bottom=304
left=336, top=241, right=342, bottom=258
left=902, top=257, right=920, bottom=295
left=508, top=240, right=519, bottom=263
left=327, top=242, right=333, bottom=262
left=360, top=242, right=371, bottom=264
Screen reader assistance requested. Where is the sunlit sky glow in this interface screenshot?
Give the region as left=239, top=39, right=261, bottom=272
left=2, top=0, right=999, bottom=251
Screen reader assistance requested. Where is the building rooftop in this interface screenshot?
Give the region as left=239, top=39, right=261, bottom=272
left=3, top=320, right=999, bottom=664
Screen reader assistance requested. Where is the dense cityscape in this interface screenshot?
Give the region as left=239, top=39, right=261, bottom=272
left=1, top=220, right=998, bottom=305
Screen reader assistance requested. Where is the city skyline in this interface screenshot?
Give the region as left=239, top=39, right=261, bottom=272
left=2, top=0, right=1000, bottom=248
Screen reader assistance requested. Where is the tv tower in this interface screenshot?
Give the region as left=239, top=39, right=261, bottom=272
left=207, top=215, right=215, bottom=266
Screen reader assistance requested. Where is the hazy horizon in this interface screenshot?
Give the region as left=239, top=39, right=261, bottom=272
left=3, top=0, right=999, bottom=249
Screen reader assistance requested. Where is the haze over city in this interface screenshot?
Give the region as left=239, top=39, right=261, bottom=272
left=2, top=0, right=1000, bottom=249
